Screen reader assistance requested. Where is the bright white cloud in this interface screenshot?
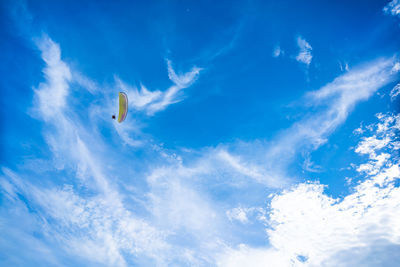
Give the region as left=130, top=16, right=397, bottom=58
left=384, top=0, right=400, bottom=17
left=295, top=36, right=312, bottom=66
left=219, top=113, right=400, bottom=267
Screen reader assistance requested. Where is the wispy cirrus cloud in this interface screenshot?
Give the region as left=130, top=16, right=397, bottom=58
left=146, top=60, right=202, bottom=114
left=141, top=57, right=400, bottom=262
left=116, top=60, right=202, bottom=116
left=187, top=57, right=400, bottom=201
left=2, top=12, right=400, bottom=267
left=231, top=57, right=400, bottom=184
left=111, top=60, right=201, bottom=146
left=0, top=35, right=180, bottom=266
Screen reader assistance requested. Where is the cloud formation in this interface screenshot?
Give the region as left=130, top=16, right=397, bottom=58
left=2, top=10, right=400, bottom=264
left=253, top=57, right=399, bottom=183
left=295, top=36, right=312, bottom=66
left=116, top=60, right=202, bottom=116
left=219, top=112, right=400, bottom=267
left=0, top=35, right=187, bottom=266
left=34, top=36, right=71, bottom=120
left=384, top=0, right=400, bottom=17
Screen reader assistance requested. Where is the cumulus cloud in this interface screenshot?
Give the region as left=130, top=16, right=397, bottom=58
left=383, top=0, right=400, bottom=17
left=295, top=36, right=312, bottom=66
left=219, top=112, right=400, bottom=267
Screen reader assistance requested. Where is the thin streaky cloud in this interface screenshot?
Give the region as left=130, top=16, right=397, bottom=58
left=116, top=60, right=202, bottom=116
left=238, top=57, right=399, bottom=184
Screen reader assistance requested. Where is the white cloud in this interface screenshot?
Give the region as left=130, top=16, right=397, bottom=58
left=217, top=150, right=269, bottom=184
left=257, top=58, right=398, bottom=181
left=166, top=59, right=201, bottom=88
left=226, top=207, right=266, bottom=224
left=72, top=71, right=101, bottom=93
left=355, top=113, right=400, bottom=177
left=114, top=56, right=399, bottom=265
left=34, top=36, right=71, bottom=120
left=383, top=0, right=400, bottom=17
left=390, top=83, right=400, bottom=101
left=218, top=113, right=400, bottom=267
left=8, top=35, right=174, bottom=266
left=191, top=57, right=399, bottom=188
left=1, top=168, right=170, bottom=267
left=226, top=207, right=249, bottom=223
left=1, top=35, right=225, bottom=266
left=217, top=245, right=291, bottom=267
left=302, top=153, right=322, bottom=173
left=296, top=36, right=312, bottom=66
left=146, top=60, right=202, bottom=114
left=114, top=60, right=201, bottom=116
left=4, top=30, right=400, bottom=267
left=116, top=78, right=162, bottom=110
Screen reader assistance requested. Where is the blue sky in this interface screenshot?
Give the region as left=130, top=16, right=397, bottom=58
left=1, top=0, right=400, bottom=266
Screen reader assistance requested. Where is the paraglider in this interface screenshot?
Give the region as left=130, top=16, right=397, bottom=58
left=112, top=92, right=128, bottom=123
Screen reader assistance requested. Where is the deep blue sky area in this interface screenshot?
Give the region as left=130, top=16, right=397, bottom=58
left=1, top=0, right=400, bottom=266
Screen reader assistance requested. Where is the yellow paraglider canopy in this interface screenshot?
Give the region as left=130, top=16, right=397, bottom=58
left=117, top=92, right=128, bottom=123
